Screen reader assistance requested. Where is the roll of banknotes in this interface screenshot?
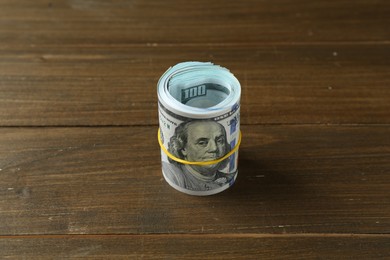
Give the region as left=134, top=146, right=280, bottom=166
left=157, top=62, right=241, bottom=196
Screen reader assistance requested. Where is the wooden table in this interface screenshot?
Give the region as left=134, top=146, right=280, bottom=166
left=1, top=0, right=389, bottom=258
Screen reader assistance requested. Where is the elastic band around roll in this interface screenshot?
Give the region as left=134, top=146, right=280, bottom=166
left=158, top=128, right=241, bottom=166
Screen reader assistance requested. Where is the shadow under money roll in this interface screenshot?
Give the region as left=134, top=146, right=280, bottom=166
left=157, top=62, right=241, bottom=196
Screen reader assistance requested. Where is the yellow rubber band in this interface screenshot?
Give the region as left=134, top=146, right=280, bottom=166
left=158, top=128, right=241, bottom=166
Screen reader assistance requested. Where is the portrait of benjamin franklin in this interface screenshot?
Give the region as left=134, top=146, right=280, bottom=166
left=162, top=119, right=236, bottom=192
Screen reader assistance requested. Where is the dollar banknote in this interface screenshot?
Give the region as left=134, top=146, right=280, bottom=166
left=157, top=62, right=241, bottom=196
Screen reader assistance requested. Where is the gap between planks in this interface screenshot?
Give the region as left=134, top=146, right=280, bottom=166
left=1, top=233, right=390, bottom=239
left=0, top=123, right=390, bottom=128
left=1, top=41, right=390, bottom=49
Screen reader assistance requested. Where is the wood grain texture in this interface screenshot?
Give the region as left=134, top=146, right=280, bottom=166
left=0, top=126, right=389, bottom=235
left=0, top=44, right=389, bottom=126
left=1, top=0, right=389, bottom=258
left=0, top=0, right=389, bottom=46
left=1, top=234, right=390, bottom=259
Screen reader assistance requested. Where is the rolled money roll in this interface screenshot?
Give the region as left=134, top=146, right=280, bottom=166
left=157, top=62, right=241, bottom=196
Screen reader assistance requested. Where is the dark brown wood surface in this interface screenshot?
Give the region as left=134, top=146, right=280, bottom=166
left=0, top=0, right=389, bottom=258
left=1, top=44, right=389, bottom=126
left=1, top=234, right=390, bottom=259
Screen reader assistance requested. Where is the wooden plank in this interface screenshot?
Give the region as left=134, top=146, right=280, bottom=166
left=1, top=234, right=390, bottom=259
left=0, top=1, right=388, bottom=258
left=0, top=44, right=389, bottom=126
left=0, top=125, right=389, bottom=235
left=0, top=0, right=389, bottom=46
